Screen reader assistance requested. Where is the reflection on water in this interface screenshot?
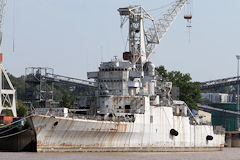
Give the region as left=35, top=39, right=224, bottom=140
left=0, top=148, right=239, bottom=160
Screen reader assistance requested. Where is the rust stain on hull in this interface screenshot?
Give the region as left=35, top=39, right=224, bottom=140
left=31, top=106, right=225, bottom=152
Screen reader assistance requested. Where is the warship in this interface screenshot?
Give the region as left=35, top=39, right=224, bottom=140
left=30, top=2, right=225, bottom=152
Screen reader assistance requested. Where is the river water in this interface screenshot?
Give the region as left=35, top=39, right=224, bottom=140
left=1, top=148, right=239, bottom=160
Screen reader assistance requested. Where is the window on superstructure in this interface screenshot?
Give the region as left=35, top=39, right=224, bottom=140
left=125, top=105, right=130, bottom=109
left=125, top=105, right=131, bottom=113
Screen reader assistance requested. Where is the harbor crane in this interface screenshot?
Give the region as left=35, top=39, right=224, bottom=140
left=118, top=0, right=191, bottom=74
left=0, top=0, right=17, bottom=117
left=0, top=0, right=6, bottom=47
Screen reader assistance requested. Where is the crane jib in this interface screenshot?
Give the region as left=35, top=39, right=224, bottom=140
left=118, top=0, right=191, bottom=73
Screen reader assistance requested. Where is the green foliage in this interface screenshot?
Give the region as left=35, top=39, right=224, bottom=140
left=156, top=65, right=202, bottom=110
left=1, top=110, right=13, bottom=116
left=17, top=100, right=28, bottom=117
left=8, top=74, right=26, bottom=100
left=8, top=73, right=81, bottom=108
left=155, top=65, right=168, bottom=80
left=60, top=90, right=76, bottom=109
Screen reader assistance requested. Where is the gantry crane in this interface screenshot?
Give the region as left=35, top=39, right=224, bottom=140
left=118, top=0, right=191, bottom=74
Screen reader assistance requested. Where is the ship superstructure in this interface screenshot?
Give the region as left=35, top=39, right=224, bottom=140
left=30, top=2, right=225, bottom=152
left=87, top=57, right=159, bottom=121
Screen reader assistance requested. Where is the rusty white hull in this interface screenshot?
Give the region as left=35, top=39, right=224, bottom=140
left=31, top=105, right=225, bottom=152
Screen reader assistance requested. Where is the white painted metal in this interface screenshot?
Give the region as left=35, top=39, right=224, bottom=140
left=119, top=6, right=157, bottom=73
left=0, top=0, right=6, bottom=47
left=31, top=97, right=225, bottom=152
left=148, top=0, right=191, bottom=59
left=119, top=0, right=191, bottom=72
left=0, top=63, right=17, bottom=117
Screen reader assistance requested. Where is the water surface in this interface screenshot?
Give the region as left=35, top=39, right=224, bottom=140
left=0, top=148, right=239, bottom=160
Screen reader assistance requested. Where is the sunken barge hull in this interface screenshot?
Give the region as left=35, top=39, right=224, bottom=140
left=31, top=105, right=224, bottom=152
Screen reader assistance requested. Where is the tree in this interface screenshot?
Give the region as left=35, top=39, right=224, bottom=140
left=8, top=74, right=26, bottom=100
left=156, top=66, right=202, bottom=110
left=155, top=65, right=168, bottom=80
left=60, top=90, right=76, bottom=108
left=17, top=100, right=29, bottom=117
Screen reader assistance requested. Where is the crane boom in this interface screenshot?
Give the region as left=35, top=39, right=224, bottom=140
left=0, top=0, right=6, bottom=47
left=118, top=0, right=191, bottom=74
left=147, top=0, right=191, bottom=60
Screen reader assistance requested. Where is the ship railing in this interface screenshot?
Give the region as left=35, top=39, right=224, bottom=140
left=67, top=113, right=103, bottom=120
left=32, top=110, right=139, bottom=122
left=123, top=109, right=144, bottom=114
left=67, top=114, right=135, bottom=122
left=124, top=109, right=134, bottom=114
left=32, top=110, right=66, bottom=117
left=32, top=110, right=101, bottom=120
left=32, top=107, right=145, bottom=122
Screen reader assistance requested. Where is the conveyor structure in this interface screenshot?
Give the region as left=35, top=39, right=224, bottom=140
left=200, top=76, right=240, bottom=90
left=25, top=67, right=97, bottom=107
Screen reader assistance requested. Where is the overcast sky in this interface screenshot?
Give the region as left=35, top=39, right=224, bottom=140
left=1, top=0, right=240, bottom=82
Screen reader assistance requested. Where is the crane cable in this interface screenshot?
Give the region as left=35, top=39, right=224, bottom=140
left=184, top=1, right=193, bottom=43
left=147, top=1, right=175, bottom=12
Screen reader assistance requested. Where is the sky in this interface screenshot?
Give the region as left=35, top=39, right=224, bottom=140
left=1, top=0, right=240, bottom=82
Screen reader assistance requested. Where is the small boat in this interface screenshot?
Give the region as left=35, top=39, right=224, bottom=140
left=0, top=116, right=36, bottom=152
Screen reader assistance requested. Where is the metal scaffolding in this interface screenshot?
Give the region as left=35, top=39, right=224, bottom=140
left=200, top=76, right=240, bottom=90
left=25, top=67, right=97, bottom=108
left=25, top=67, right=54, bottom=108
left=0, top=63, right=17, bottom=116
